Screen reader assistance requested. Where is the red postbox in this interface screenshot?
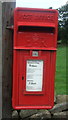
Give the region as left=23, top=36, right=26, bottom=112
left=12, top=7, right=58, bottom=109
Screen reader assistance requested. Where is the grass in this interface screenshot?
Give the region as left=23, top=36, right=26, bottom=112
left=55, top=44, right=67, bottom=95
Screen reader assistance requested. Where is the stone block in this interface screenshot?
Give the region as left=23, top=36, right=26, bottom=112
left=30, top=110, right=51, bottom=119
left=12, top=110, right=18, bottom=118
left=56, top=95, right=68, bottom=104
left=20, top=110, right=38, bottom=118
left=49, top=102, right=68, bottom=114
left=53, top=111, right=68, bottom=118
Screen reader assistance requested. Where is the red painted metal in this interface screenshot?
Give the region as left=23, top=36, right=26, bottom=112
left=12, top=7, right=58, bottom=109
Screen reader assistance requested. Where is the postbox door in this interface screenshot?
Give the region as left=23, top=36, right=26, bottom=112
left=18, top=50, right=51, bottom=106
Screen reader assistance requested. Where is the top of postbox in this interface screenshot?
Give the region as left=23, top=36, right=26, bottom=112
left=14, top=7, right=58, bottom=27
left=14, top=7, right=58, bottom=50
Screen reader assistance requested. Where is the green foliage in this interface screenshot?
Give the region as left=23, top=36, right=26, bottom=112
left=58, top=4, right=68, bottom=44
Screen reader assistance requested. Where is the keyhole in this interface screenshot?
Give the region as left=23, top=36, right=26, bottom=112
left=22, top=76, right=24, bottom=80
